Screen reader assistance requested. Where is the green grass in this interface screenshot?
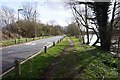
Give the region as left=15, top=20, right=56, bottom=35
left=2, top=37, right=120, bottom=79
left=2, top=37, right=69, bottom=80
left=0, top=36, right=50, bottom=47
left=50, top=37, right=120, bottom=79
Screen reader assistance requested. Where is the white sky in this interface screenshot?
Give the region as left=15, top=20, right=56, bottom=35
left=0, top=0, right=116, bottom=27
left=0, top=0, right=73, bottom=27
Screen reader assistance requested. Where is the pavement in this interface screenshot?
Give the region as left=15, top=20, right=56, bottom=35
left=0, top=35, right=65, bottom=74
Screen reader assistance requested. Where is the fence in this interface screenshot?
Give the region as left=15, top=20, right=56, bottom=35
left=0, top=36, right=66, bottom=78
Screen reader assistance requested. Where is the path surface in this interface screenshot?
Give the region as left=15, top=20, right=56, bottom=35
left=0, top=35, right=65, bottom=73
left=39, top=38, right=74, bottom=78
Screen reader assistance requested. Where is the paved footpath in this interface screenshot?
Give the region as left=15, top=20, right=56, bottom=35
left=0, top=35, right=65, bottom=74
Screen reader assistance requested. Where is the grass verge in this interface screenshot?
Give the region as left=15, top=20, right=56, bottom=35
left=0, top=36, right=50, bottom=47
left=2, top=37, right=69, bottom=80
left=48, top=37, right=120, bottom=79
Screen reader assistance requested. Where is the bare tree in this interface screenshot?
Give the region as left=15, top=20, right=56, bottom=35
left=21, top=2, right=38, bottom=22
left=1, top=6, right=15, bottom=26
left=68, top=1, right=119, bottom=51
left=19, top=2, right=39, bottom=37
left=69, top=2, right=99, bottom=45
left=69, top=3, right=85, bottom=44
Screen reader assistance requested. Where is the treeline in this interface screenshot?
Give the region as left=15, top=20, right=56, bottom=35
left=66, top=22, right=95, bottom=37
left=2, top=20, right=64, bottom=38
left=0, top=3, right=64, bottom=40
left=66, top=22, right=80, bottom=36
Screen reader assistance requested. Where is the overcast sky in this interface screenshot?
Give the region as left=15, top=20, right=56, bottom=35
left=0, top=0, right=115, bottom=27
left=0, top=0, right=73, bottom=27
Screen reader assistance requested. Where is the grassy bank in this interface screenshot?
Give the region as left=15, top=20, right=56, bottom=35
left=0, top=36, right=50, bottom=47
left=2, top=37, right=69, bottom=80
left=51, top=37, right=120, bottom=79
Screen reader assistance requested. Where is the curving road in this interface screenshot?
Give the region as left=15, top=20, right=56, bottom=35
left=0, top=35, right=65, bottom=74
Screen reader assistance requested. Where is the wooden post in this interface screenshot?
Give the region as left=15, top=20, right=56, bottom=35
left=14, top=60, right=21, bottom=76
left=59, top=39, right=61, bottom=42
left=44, top=46, right=47, bottom=53
left=26, top=38, right=27, bottom=42
left=58, top=40, right=59, bottom=43
left=15, top=39, right=16, bottom=44
left=53, top=42, right=55, bottom=46
left=18, top=38, right=20, bottom=43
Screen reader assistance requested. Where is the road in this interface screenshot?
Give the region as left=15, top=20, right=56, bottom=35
left=0, top=35, right=64, bottom=74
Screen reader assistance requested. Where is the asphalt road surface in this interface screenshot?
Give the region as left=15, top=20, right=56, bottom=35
left=0, top=35, right=64, bottom=74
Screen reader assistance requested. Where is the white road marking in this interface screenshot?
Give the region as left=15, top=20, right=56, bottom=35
left=24, top=42, right=33, bottom=45
left=31, top=43, right=36, bottom=45
left=7, top=51, right=13, bottom=53
left=47, top=42, right=52, bottom=44
left=24, top=42, right=36, bottom=46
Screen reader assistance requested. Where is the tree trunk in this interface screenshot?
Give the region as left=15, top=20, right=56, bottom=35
left=85, top=4, right=89, bottom=44
left=100, top=29, right=111, bottom=51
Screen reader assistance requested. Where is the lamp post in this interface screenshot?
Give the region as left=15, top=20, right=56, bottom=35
left=34, top=10, right=37, bottom=38
left=18, top=9, right=23, bottom=42
left=18, top=9, right=23, bottom=21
